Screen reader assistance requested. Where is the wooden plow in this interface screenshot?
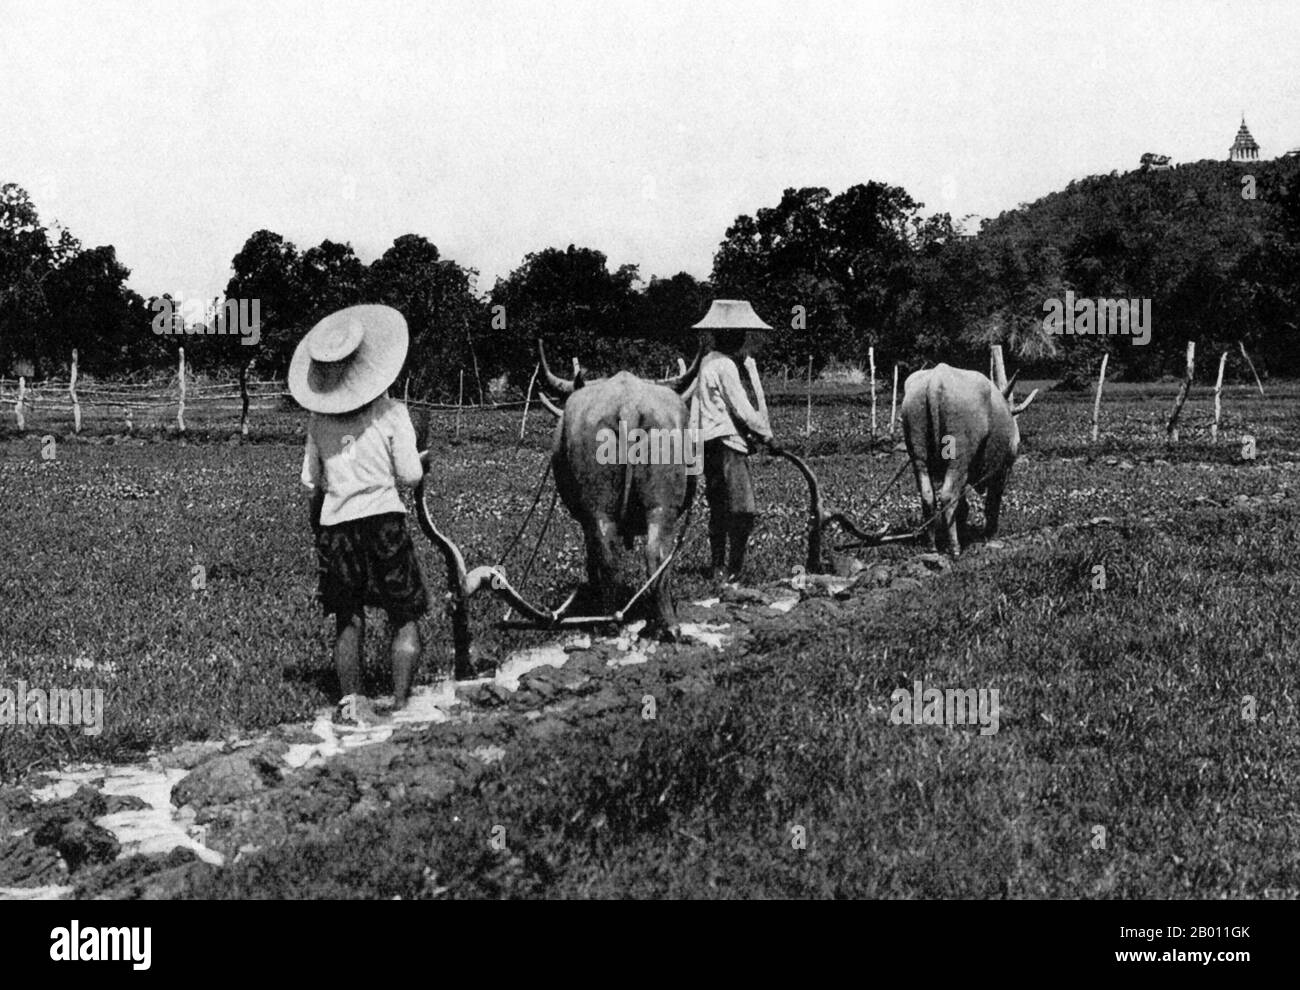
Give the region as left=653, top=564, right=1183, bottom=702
left=740, top=355, right=914, bottom=575
left=764, top=445, right=914, bottom=575
left=413, top=469, right=693, bottom=678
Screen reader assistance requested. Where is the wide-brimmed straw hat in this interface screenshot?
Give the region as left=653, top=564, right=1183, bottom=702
left=289, top=305, right=409, bottom=414
left=691, top=299, right=773, bottom=332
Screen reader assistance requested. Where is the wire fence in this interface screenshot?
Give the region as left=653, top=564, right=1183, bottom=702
left=0, top=349, right=543, bottom=441
left=0, top=345, right=1101, bottom=445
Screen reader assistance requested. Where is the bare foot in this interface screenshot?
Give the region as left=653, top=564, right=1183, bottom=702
left=334, top=695, right=392, bottom=728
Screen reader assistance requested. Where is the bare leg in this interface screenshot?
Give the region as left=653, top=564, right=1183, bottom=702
left=704, top=443, right=729, bottom=579
left=390, top=620, right=421, bottom=709
left=334, top=610, right=365, bottom=700
left=726, top=511, right=756, bottom=581
left=705, top=492, right=729, bottom=579
left=708, top=527, right=728, bottom=578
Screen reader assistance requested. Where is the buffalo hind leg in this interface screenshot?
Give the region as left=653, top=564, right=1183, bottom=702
left=913, top=465, right=939, bottom=552
left=937, top=466, right=968, bottom=556
left=956, top=494, right=971, bottom=548
left=584, top=515, right=620, bottom=616
left=644, top=508, right=680, bottom=641
left=985, top=474, right=1007, bottom=540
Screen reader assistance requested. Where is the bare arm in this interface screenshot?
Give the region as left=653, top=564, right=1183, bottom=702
left=301, top=426, right=324, bottom=532
left=308, top=487, right=324, bottom=535
left=390, top=403, right=425, bottom=487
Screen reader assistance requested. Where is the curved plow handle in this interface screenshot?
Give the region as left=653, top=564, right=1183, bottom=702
left=415, top=472, right=476, bottom=674
left=415, top=474, right=471, bottom=594
left=414, top=470, right=602, bottom=658
left=766, top=447, right=909, bottom=570
left=766, top=447, right=827, bottom=573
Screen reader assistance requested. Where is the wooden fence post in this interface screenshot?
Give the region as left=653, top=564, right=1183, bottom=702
left=455, top=369, right=464, bottom=441
left=519, top=362, right=539, bottom=441
left=177, top=347, right=186, bottom=433
left=1238, top=341, right=1264, bottom=396
left=15, top=376, right=25, bottom=432
left=805, top=354, right=813, bottom=436
left=239, top=359, right=253, bottom=437
left=1211, top=350, right=1228, bottom=443
left=1166, top=341, right=1196, bottom=441
left=868, top=346, right=877, bottom=439
left=990, top=343, right=1008, bottom=391
left=1091, top=352, right=1109, bottom=443
left=889, top=363, right=899, bottom=437
left=69, top=349, right=81, bottom=434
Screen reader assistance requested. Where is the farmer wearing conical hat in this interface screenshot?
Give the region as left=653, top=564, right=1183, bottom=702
left=290, top=305, right=430, bottom=726
left=691, top=300, right=777, bottom=584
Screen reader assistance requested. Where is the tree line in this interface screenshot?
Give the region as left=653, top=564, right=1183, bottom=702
left=4, top=156, right=1299, bottom=396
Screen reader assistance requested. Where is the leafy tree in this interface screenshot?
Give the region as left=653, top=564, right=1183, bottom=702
left=299, top=239, right=367, bottom=328
left=224, top=230, right=306, bottom=376
left=623, top=271, right=713, bottom=370
left=488, top=245, right=643, bottom=386
left=711, top=183, right=925, bottom=373
left=45, top=245, right=157, bottom=371
left=0, top=184, right=56, bottom=374
left=1, top=184, right=154, bottom=376
left=366, top=234, right=487, bottom=402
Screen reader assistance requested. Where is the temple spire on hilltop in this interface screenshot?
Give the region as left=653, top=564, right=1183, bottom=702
left=1230, top=115, right=1260, bottom=162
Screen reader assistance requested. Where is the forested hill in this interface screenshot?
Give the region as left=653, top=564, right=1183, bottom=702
left=967, top=157, right=1300, bottom=383
left=704, top=157, right=1300, bottom=387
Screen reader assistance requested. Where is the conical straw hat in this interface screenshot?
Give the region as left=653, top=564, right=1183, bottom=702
left=691, top=299, right=773, bottom=331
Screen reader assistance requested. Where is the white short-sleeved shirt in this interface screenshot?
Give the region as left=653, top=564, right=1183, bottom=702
left=301, top=396, right=424, bottom=526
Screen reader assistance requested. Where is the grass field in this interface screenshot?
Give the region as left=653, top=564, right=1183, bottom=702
left=2, top=379, right=1299, bottom=897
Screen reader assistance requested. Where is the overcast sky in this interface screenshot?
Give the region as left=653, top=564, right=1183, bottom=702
left=4, top=0, right=1298, bottom=303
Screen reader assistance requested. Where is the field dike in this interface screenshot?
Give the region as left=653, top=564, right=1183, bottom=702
left=0, top=483, right=1285, bottom=900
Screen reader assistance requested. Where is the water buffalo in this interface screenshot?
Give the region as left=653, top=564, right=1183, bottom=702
left=900, top=363, right=1037, bottom=555
left=536, top=341, right=701, bottom=638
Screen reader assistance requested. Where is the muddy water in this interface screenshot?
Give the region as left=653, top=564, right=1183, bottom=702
left=5, top=621, right=736, bottom=900
left=0, top=883, right=72, bottom=900
left=29, top=765, right=224, bottom=866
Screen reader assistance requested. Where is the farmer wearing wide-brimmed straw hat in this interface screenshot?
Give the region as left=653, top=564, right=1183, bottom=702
left=292, top=304, right=430, bottom=725
left=690, top=300, right=777, bottom=585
